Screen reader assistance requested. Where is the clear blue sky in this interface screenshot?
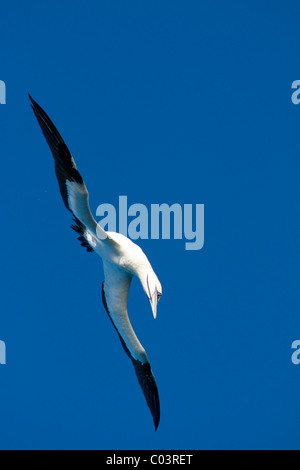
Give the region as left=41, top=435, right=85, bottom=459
left=1, top=0, right=300, bottom=450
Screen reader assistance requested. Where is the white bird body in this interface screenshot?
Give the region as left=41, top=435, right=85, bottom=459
left=29, top=95, right=162, bottom=430
left=78, top=223, right=161, bottom=361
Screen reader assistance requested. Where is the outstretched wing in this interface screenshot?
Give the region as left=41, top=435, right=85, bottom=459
left=102, top=260, right=160, bottom=431
left=29, top=94, right=116, bottom=251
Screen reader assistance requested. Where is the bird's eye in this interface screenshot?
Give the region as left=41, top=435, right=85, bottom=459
left=157, top=292, right=162, bottom=301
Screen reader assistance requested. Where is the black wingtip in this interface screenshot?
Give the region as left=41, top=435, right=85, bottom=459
left=131, top=359, right=160, bottom=432
left=28, top=94, right=42, bottom=115
left=28, top=94, right=35, bottom=111
left=154, top=411, right=160, bottom=431
left=28, top=93, right=35, bottom=106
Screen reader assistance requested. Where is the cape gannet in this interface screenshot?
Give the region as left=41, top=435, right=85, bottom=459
left=29, top=95, right=162, bottom=431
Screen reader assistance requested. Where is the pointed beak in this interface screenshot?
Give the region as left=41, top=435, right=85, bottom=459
left=150, top=290, right=158, bottom=319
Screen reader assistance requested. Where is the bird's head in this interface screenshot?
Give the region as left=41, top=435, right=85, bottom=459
left=145, top=270, right=162, bottom=319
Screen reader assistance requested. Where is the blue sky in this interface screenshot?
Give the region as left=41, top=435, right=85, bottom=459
left=1, top=0, right=300, bottom=450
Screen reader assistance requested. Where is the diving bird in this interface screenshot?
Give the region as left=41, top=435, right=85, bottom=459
left=29, top=95, right=162, bottom=431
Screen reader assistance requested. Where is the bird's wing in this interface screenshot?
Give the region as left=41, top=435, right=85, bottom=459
left=102, top=260, right=160, bottom=431
left=29, top=94, right=118, bottom=251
